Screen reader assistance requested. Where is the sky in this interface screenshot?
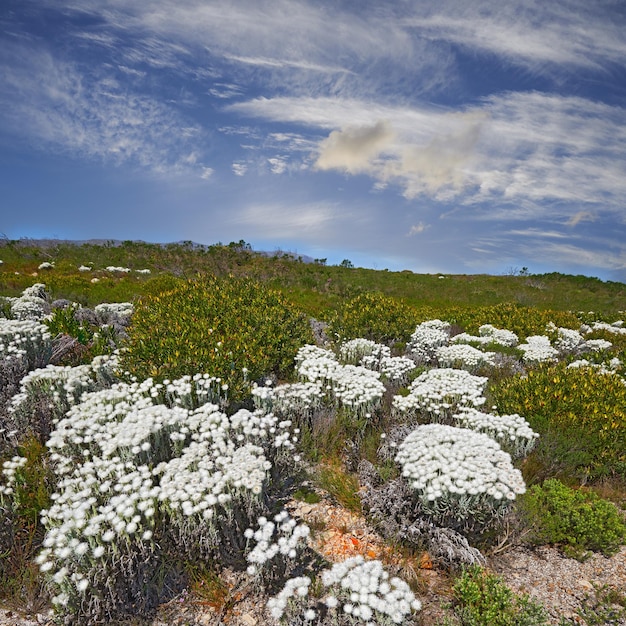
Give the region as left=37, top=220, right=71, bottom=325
left=1, top=0, right=626, bottom=281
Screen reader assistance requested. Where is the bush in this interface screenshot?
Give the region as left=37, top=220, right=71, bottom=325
left=444, top=565, right=549, bottom=626
left=518, top=479, right=626, bottom=559
left=327, top=292, right=424, bottom=345
left=490, top=362, right=626, bottom=482
left=449, top=303, right=580, bottom=341
left=120, top=276, right=313, bottom=400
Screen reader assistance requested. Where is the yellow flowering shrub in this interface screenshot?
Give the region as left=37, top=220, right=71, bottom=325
left=120, top=275, right=312, bottom=399
left=490, top=362, right=626, bottom=482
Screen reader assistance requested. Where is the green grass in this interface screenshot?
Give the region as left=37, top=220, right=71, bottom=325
left=1, top=239, right=624, bottom=315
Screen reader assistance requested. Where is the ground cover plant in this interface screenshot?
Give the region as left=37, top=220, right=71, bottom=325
left=0, top=241, right=625, bottom=624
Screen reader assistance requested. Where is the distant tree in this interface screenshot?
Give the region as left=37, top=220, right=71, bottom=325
left=339, top=259, right=354, bottom=268
left=314, top=258, right=327, bottom=265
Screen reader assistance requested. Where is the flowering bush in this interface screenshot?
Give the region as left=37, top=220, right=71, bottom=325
left=516, top=335, right=558, bottom=364
left=435, top=344, right=496, bottom=372
left=392, top=368, right=488, bottom=423
left=244, top=510, right=311, bottom=585
left=121, top=276, right=312, bottom=401
left=491, top=362, right=626, bottom=481
left=395, top=424, right=526, bottom=530
left=267, top=556, right=421, bottom=625
left=451, top=408, right=539, bottom=459
left=478, top=324, right=519, bottom=347
left=105, top=266, right=131, bottom=273
left=9, top=283, right=50, bottom=321
left=295, top=345, right=385, bottom=417
left=407, top=320, right=451, bottom=364
left=328, top=293, right=424, bottom=344
left=338, top=339, right=416, bottom=384
left=0, top=319, right=52, bottom=369
left=4, top=372, right=301, bottom=622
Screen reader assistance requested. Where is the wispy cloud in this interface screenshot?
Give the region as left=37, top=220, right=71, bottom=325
left=403, top=0, right=626, bottom=73
left=229, top=202, right=339, bottom=239
left=230, top=92, right=626, bottom=216
left=407, top=222, right=429, bottom=236
left=0, top=44, right=211, bottom=178
left=566, top=211, right=596, bottom=227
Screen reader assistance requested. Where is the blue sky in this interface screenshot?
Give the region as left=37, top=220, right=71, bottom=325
left=1, top=0, right=626, bottom=281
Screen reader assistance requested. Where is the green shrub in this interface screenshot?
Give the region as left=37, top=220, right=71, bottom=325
left=45, top=304, right=93, bottom=345
left=449, top=302, right=581, bottom=340
left=328, top=292, right=425, bottom=344
left=444, top=565, right=549, bottom=626
left=519, top=479, right=626, bottom=559
left=120, top=275, right=313, bottom=400
left=490, top=363, right=626, bottom=482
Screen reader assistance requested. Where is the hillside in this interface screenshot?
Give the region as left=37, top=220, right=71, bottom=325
left=1, top=239, right=625, bottom=626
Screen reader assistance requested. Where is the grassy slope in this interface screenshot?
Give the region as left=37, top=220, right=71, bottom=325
left=1, top=239, right=624, bottom=316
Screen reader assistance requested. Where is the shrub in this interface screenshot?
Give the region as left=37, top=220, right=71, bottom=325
left=444, top=565, right=549, bottom=626
left=394, top=424, right=526, bottom=534
left=120, top=276, right=313, bottom=400
left=327, top=292, right=423, bottom=345
left=449, top=303, right=580, bottom=341
left=490, top=363, right=626, bottom=481
left=518, top=478, right=626, bottom=559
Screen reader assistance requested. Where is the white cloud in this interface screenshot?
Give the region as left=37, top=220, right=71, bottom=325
left=232, top=162, right=248, bottom=176
left=267, top=157, right=287, bottom=174
left=230, top=202, right=339, bottom=239
left=403, top=1, right=626, bottom=73
left=407, top=222, right=429, bottom=236
left=231, top=92, right=626, bottom=215
left=315, top=121, right=394, bottom=175
left=0, top=44, right=211, bottom=178
left=566, top=211, right=595, bottom=227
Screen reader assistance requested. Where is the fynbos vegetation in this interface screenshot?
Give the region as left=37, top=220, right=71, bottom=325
left=0, top=240, right=625, bottom=624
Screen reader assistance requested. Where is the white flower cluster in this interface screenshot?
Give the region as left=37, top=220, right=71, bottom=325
left=517, top=335, right=559, bottom=363
left=135, top=269, right=151, bottom=275
left=0, top=455, right=28, bottom=498
left=94, top=302, right=134, bottom=321
left=478, top=324, right=519, bottom=346
left=105, top=266, right=131, bottom=273
left=339, top=338, right=416, bottom=383
left=9, top=283, right=49, bottom=321
left=395, top=424, right=526, bottom=517
left=435, top=344, right=496, bottom=372
left=392, top=368, right=488, bottom=422
left=38, top=261, right=54, bottom=270
left=267, top=556, right=421, bottom=625
left=9, top=354, right=119, bottom=425
left=591, top=321, right=626, bottom=335
left=267, top=576, right=312, bottom=620
left=245, top=510, right=310, bottom=575
left=583, top=339, right=613, bottom=352
left=551, top=326, right=585, bottom=354
left=451, top=325, right=519, bottom=348
left=567, top=359, right=623, bottom=376
left=407, top=320, right=450, bottom=363
left=320, top=556, right=421, bottom=625
left=452, top=408, right=539, bottom=458
left=295, top=345, right=385, bottom=416
left=339, top=338, right=381, bottom=364
left=252, top=381, right=323, bottom=416
left=34, top=374, right=299, bottom=604
left=0, top=318, right=51, bottom=364
left=78, top=265, right=92, bottom=272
